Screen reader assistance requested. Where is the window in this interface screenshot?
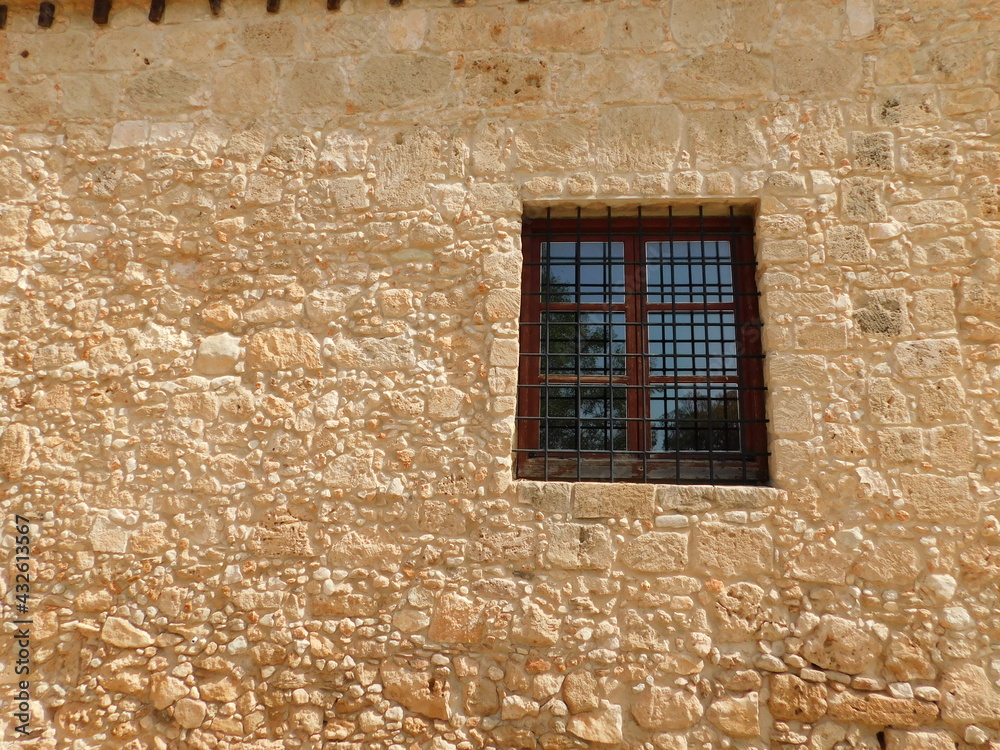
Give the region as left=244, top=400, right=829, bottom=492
left=515, top=207, right=767, bottom=484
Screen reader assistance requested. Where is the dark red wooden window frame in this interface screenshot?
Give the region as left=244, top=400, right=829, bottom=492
left=515, top=213, right=768, bottom=485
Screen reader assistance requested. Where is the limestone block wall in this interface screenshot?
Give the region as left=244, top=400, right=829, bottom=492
left=0, top=0, right=999, bottom=747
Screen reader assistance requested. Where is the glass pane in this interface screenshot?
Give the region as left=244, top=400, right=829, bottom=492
left=542, top=241, right=625, bottom=304
left=648, top=312, right=738, bottom=378
left=541, top=385, right=627, bottom=452
left=646, top=240, right=733, bottom=304
left=650, top=387, right=741, bottom=452
left=541, top=312, right=626, bottom=376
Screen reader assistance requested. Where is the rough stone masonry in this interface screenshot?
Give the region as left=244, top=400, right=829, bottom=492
left=0, top=0, right=999, bottom=748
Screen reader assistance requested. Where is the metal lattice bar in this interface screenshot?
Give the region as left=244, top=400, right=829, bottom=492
left=515, top=207, right=768, bottom=485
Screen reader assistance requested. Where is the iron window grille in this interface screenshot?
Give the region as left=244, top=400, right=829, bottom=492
left=515, top=206, right=768, bottom=484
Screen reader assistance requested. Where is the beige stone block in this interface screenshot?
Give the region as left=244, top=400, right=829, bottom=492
left=280, top=61, right=348, bottom=112
left=771, top=389, right=812, bottom=437
left=959, top=278, right=1000, bottom=319
left=546, top=522, right=612, bottom=570
left=670, top=0, right=727, bottom=46
left=695, top=523, right=773, bottom=577
left=790, top=543, right=851, bottom=584
left=826, top=423, right=866, bottom=458
left=874, top=87, right=940, bottom=126
left=716, top=486, right=783, bottom=509
left=246, top=329, right=320, bottom=371
left=803, top=616, right=880, bottom=674
left=416, top=499, right=466, bottom=535
left=0, top=82, right=57, bottom=124
left=327, top=335, right=415, bottom=371
left=609, top=8, right=668, bottom=49
left=826, top=225, right=873, bottom=264
left=101, top=617, right=154, bottom=649
left=131, top=522, right=170, bottom=555
left=799, top=103, right=848, bottom=167
left=567, top=703, right=623, bottom=744
left=620, top=532, right=688, bottom=573
left=798, top=321, right=848, bottom=351
left=595, top=106, right=681, bottom=172
left=769, top=674, right=827, bottom=723
left=664, top=51, right=772, bottom=100
left=917, top=378, right=965, bottom=421
left=484, top=288, right=520, bottom=322
left=776, top=0, right=843, bottom=40
left=174, top=698, right=207, bottom=729
left=940, top=664, right=1000, bottom=728
left=893, top=200, right=967, bottom=224
left=249, top=510, right=315, bottom=558
left=928, top=424, right=974, bottom=470
left=372, top=126, right=440, bottom=209
left=214, top=61, right=277, bottom=117
left=631, top=686, right=704, bottom=730
left=853, top=540, right=921, bottom=585
left=470, top=182, right=518, bottom=214
left=895, top=338, right=961, bottom=378
left=328, top=530, right=400, bottom=568
left=852, top=132, right=894, bottom=172
left=731, top=0, right=775, bottom=42
left=512, top=601, right=560, bottom=646
left=125, top=69, right=199, bottom=115
left=885, top=730, right=957, bottom=750
left=382, top=659, right=451, bottom=720
left=689, top=110, right=768, bottom=169
left=200, top=676, right=240, bottom=702
left=913, top=289, right=956, bottom=331
left=59, top=73, right=122, bottom=120
left=0, top=204, right=30, bottom=252
left=469, top=526, right=535, bottom=563
left=885, top=633, right=936, bottom=681
left=427, top=8, right=507, bottom=49
left=705, top=171, right=737, bottom=195
left=0, top=423, right=30, bottom=482
left=151, top=673, right=188, bottom=710
left=656, top=485, right=715, bottom=513
left=878, top=427, right=922, bottom=464
left=759, top=240, right=809, bottom=263
left=766, top=290, right=837, bottom=315
left=574, top=483, right=654, bottom=518
left=195, top=333, right=241, bottom=376
left=867, top=378, right=910, bottom=424
left=775, top=47, right=862, bottom=96
left=354, top=54, right=451, bottom=111
left=239, top=18, right=298, bottom=55
left=901, top=474, right=975, bottom=523
left=900, top=137, right=957, bottom=177
left=527, top=6, right=607, bottom=52
left=841, top=177, right=887, bottom=222
left=563, top=671, right=599, bottom=714
left=517, top=481, right=571, bottom=513
left=429, top=592, right=484, bottom=644
left=673, top=171, right=703, bottom=195
left=944, top=87, right=1000, bottom=117
left=517, top=118, right=587, bottom=171
left=427, top=386, right=465, bottom=419
left=828, top=692, right=937, bottom=728
left=465, top=55, right=548, bottom=105
left=914, top=41, right=983, bottom=82
left=91, top=516, right=129, bottom=554
left=757, top=213, right=807, bottom=240
left=707, top=693, right=760, bottom=738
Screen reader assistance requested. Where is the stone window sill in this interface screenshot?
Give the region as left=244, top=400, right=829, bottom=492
left=516, top=480, right=785, bottom=524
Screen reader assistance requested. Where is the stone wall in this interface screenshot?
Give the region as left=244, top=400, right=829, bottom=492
left=0, top=0, right=999, bottom=747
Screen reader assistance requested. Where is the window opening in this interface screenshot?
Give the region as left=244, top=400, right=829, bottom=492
left=515, top=206, right=767, bottom=484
